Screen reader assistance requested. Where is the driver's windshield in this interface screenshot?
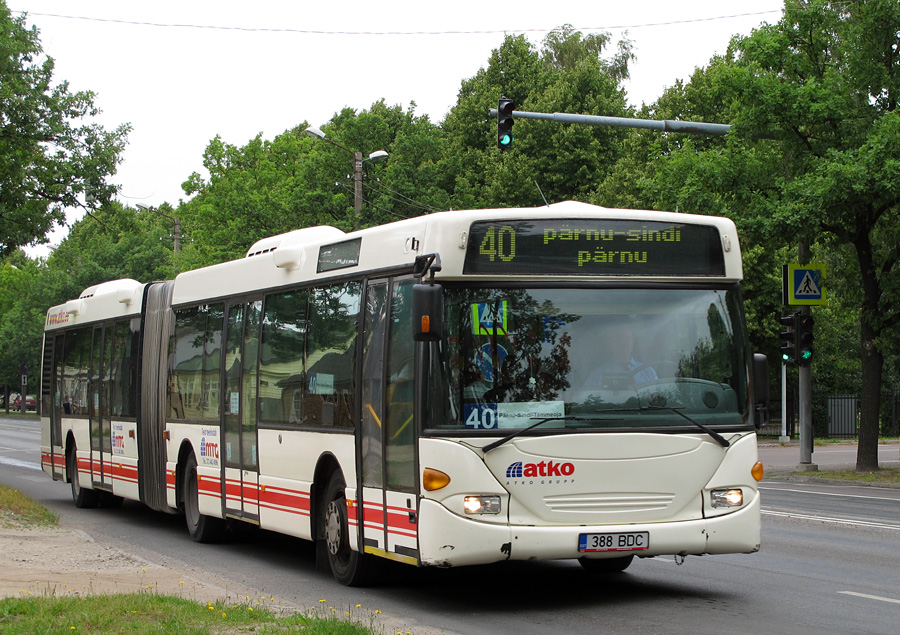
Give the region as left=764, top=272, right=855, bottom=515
left=426, top=287, right=751, bottom=433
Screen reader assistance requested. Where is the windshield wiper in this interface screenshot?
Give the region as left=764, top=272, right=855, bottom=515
left=645, top=405, right=730, bottom=447
left=481, top=415, right=623, bottom=453
left=584, top=405, right=731, bottom=448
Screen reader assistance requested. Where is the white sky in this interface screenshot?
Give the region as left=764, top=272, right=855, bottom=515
left=9, top=0, right=785, bottom=254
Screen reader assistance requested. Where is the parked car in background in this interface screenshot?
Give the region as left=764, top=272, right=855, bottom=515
left=12, top=395, right=37, bottom=410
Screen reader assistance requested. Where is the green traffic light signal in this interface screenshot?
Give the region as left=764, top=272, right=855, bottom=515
left=796, top=314, right=814, bottom=365
left=778, top=314, right=796, bottom=364
left=497, top=97, right=515, bottom=151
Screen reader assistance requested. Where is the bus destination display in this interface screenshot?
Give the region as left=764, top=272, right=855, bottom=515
left=464, top=219, right=725, bottom=276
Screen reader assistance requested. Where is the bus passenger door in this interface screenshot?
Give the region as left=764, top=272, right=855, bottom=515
left=45, top=333, right=65, bottom=480
left=89, top=325, right=113, bottom=491
left=222, top=299, right=261, bottom=522
left=359, top=278, right=419, bottom=564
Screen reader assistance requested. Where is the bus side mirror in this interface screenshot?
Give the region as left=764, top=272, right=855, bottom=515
left=752, top=353, right=769, bottom=429
left=413, top=283, right=443, bottom=342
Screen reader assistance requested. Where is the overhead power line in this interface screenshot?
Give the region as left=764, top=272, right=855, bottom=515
left=14, top=10, right=782, bottom=36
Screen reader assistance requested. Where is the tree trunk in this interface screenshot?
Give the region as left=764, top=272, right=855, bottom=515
left=857, top=319, right=883, bottom=470
left=855, top=231, right=883, bottom=471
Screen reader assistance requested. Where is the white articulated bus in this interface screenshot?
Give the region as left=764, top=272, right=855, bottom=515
left=41, top=201, right=769, bottom=585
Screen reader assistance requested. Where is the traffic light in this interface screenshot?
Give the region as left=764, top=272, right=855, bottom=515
left=796, top=314, right=814, bottom=365
left=497, top=97, right=515, bottom=151
left=779, top=314, right=796, bottom=364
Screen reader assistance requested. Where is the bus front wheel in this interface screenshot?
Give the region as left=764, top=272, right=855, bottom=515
left=323, top=471, right=371, bottom=586
left=182, top=453, right=224, bottom=543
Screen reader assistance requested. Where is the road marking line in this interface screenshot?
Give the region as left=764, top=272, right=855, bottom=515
left=760, top=485, right=900, bottom=502
left=0, top=456, right=43, bottom=471
left=762, top=509, right=900, bottom=531
left=839, top=591, right=900, bottom=605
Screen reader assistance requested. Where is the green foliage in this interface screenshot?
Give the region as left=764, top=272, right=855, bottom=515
left=597, top=0, right=900, bottom=466
left=0, top=3, right=130, bottom=256
left=438, top=26, right=634, bottom=209
left=0, top=203, right=175, bottom=388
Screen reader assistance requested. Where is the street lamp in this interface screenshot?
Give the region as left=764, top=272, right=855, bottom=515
left=136, top=204, right=181, bottom=253
left=305, top=127, right=388, bottom=227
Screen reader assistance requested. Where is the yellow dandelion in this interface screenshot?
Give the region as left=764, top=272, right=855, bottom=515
left=376, top=610, right=381, bottom=614
left=319, top=599, right=326, bottom=603
left=245, top=595, right=250, bottom=600
left=356, top=604, right=362, bottom=608
left=249, top=607, right=253, bottom=612
left=209, top=606, right=215, bottom=610
left=261, top=596, right=267, bottom=599
left=221, top=612, right=227, bottom=618
left=179, top=581, right=184, bottom=585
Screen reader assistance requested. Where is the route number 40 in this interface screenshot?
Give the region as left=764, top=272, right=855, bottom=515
left=464, top=403, right=499, bottom=429
left=479, top=225, right=517, bottom=262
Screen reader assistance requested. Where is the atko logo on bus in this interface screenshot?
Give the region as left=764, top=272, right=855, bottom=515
left=506, top=460, right=575, bottom=485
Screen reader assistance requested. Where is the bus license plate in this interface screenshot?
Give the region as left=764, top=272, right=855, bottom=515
left=579, top=531, right=649, bottom=552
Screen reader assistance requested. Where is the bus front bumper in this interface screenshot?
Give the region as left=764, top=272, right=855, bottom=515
left=416, top=495, right=760, bottom=568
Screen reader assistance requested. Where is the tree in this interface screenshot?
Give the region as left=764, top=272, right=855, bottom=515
left=440, top=26, right=634, bottom=209
left=601, top=1, right=900, bottom=470
left=0, top=3, right=130, bottom=256
left=0, top=203, right=177, bottom=400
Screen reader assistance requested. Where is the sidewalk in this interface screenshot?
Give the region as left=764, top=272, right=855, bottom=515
left=757, top=440, right=900, bottom=473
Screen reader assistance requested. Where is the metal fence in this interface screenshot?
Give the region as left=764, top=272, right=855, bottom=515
left=826, top=395, right=859, bottom=438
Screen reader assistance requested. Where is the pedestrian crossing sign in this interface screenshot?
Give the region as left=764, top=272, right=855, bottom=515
left=784, top=264, right=826, bottom=305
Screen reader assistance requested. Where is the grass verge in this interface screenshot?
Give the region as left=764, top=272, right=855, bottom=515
left=0, top=485, right=58, bottom=528
left=787, top=467, right=900, bottom=483
left=0, top=594, right=379, bottom=634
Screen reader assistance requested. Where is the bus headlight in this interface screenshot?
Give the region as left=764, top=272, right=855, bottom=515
left=463, top=495, right=501, bottom=514
left=711, top=488, right=744, bottom=508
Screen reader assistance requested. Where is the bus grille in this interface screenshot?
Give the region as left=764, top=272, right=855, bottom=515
left=543, top=492, right=676, bottom=514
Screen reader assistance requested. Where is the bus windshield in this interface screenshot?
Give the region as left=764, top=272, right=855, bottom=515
left=426, top=286, right=752, bottom=433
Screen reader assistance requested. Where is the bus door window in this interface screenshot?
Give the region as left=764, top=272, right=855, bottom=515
left=361, top=281, right=388, bottom=489
left=241, top=300, right=261, bottom=471
left=221, top=300, right=262, bottom=519
left=385, top=278, right=415, bottom=493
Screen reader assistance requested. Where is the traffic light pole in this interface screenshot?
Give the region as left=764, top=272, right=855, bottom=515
left=780, top=362, right=789, bottom=443
left=797, top=239, right=816, bottom=470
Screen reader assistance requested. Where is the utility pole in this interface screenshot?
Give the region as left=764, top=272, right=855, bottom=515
left=353, top=151, right=363, bottom=223
left=305, top=127, right=388, bottom=229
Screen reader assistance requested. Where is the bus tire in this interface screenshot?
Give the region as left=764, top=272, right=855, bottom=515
left=578, top=554, right=634, bottom=573
left=323, top=471, right=371, bottom=586
left=182, top=453, right=224, bottom=543
left=67, top=444, right=99, bottom=509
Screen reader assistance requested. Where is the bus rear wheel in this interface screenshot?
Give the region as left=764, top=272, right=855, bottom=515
left=67, top=444, right=99, bottom=509
left=323, top=471, right=371, bottom=586
left=182, top=453, right=224, bottom=543
left=578, top=554, right=634, bottom=573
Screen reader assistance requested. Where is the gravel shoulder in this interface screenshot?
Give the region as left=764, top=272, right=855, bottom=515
left=0, top=524, right=260, bottom=603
